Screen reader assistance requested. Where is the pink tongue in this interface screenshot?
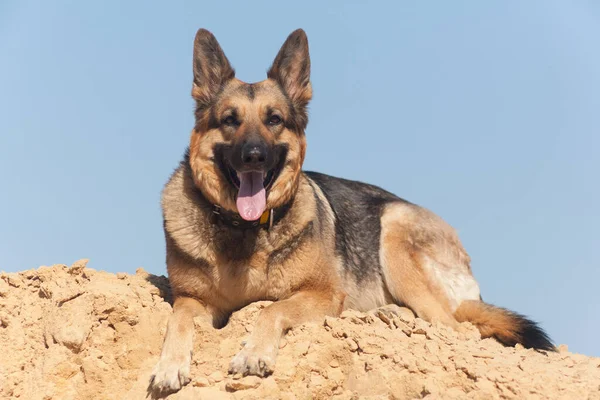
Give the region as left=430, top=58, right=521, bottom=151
left=236, top=171, right=266, bottom=221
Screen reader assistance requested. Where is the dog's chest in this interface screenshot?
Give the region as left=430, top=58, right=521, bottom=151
left=173, top=211, right=322, bottom=310
left=212, top=253, right=290, bottom=307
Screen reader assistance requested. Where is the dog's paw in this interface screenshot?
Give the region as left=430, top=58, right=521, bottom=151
left=228, top=346, right=276, bottom=377
left=148, top=355, right=191, bottom=396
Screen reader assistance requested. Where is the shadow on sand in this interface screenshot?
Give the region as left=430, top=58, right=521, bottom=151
left=145, top=274, right=173, bottom=306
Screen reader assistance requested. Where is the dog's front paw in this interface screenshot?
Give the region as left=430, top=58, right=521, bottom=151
left=228, top=345, right=276, bottom=377
left=148, top=355, right=191, bottom=395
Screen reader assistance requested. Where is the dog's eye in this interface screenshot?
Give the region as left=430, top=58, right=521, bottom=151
left=222, top=116, right=237, bottom=126
left=268, top=115, right=282, bottom=126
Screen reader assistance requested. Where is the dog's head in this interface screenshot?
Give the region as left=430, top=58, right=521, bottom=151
left=188, top=29, right=311, bottom=221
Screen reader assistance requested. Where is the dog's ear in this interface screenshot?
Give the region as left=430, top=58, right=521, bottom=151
left=191, top=29, right=235, bottom=107
left=268, top=29, right=312, bottom=106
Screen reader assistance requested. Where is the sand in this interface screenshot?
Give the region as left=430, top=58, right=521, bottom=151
left=1, top=260, right=599, bottom=399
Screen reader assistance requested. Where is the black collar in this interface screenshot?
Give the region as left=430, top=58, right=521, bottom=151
left=210, top=201, right=292, bottom=230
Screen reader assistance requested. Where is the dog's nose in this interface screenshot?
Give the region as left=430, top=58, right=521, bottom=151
left=241, top=142, right=267, bottom=169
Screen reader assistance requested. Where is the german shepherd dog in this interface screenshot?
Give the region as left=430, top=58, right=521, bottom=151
left=149, top=28, right=554, bottom=394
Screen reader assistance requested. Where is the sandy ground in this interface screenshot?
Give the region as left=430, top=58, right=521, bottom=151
left=1, top=260, right=599, bottom=400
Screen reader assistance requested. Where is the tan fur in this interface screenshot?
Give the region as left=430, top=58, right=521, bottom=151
left=229, top=290, right=344, bottom=375
left=381, top=203, right=479, bottom=316
left=454, top=300, right=522, bottom=344
left=379, top=202, right=477, bottom=329
left=150, top=297, right=210, bottom=390
left=267, top=128, right=306, bottom=208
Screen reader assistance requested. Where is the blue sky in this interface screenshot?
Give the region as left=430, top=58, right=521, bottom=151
left=1, top=1, right=598, bottom=356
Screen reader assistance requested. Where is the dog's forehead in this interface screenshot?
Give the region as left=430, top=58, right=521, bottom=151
left=216, top=79, right=289, bottom=112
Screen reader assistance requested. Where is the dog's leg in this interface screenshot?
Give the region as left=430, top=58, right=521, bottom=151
left=382, top=253, right=460, bottom=329
left=380, top=206, right=460, bottom=330
left=229, top=290, right=343, bottom=377
left=149, top=296, right=209, bottom=394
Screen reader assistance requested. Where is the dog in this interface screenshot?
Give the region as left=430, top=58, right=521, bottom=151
left=149, top=28, right=554, bottom=395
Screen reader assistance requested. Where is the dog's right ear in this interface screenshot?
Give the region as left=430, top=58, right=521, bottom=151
left=191, top=29, right=235, bottom=107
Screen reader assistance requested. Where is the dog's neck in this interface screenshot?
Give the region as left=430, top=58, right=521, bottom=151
left=209, top=202, right=292, bottom=230
left=182, top=150, right=293, bottom=230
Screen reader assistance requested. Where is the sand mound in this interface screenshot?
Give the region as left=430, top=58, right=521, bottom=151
left=1, top=260, right=599, bottom=400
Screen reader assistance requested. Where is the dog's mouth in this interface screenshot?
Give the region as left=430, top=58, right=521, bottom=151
left=214, top=144, right=287, bottom=221
left=224, top=163, right=278, bottom=191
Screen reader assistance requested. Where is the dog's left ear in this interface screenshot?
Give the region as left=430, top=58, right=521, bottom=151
left=268, top=29, right=312, bottom=106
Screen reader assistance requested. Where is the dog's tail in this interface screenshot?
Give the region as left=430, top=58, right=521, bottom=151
left=454, top=300, right=555, bottom=351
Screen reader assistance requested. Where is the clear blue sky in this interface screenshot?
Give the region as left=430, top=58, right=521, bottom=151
left=1, top=1, right=598, bottom=356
